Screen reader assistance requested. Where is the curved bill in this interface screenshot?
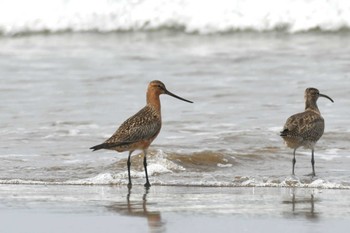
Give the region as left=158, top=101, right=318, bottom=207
left=165, top=89, right=193, bottom=103
left=319, top=93, right=334, bottom=103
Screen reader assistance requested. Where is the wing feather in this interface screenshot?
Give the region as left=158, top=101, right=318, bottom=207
left=281, top=110, right=324, bottom=142
left=106, top=106, right=161, bottom=145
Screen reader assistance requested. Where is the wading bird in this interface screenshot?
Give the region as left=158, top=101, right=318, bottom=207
left=280, top=87, right=333, bottom=176
left=90, top=80, right=193, bottom=188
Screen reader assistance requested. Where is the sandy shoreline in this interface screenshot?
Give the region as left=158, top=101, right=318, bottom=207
left=1, top=184, right=349, bottom=233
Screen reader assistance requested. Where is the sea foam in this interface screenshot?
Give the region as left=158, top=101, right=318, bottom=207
left=1, top=176, right=349, bottom=189
left=1, top=0, right=350, bottom=35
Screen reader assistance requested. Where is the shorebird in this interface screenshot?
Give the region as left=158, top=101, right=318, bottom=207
left=280, top=88, right=333, bottom=176
left=90, top=80, right=193, bottom=188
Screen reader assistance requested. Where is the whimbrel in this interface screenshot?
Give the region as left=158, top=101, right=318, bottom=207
left=280, top=88, right=333, bottom=176
left=90, top=80, right=193, bottom=188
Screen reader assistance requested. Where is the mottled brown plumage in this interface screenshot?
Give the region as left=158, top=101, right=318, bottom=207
left=280, top=87, right=333, bottom=176
left=90, top=80, right=193, bottom=188
left=94, top=106, right=162, bottom=152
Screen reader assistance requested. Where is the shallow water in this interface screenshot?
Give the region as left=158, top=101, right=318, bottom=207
left=0, top=31, right=350, bottom=188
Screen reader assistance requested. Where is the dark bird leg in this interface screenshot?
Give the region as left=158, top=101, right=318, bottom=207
left=143, top=150, right=151, bottom=188
left=292, top=148, right=297, bottom=175
left=311, top=149, right=316, bottom=177
left=127, top=151, right=134, bottom=189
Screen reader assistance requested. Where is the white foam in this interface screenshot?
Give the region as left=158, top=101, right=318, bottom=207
left=280, top=176, right=302, bottom=187
left=0, top=153, right=40, bottom=158
left=62, top=150, right=184, bottom=185
left=217, top=163, right=233, bottom=168
left=150, top=150, right=186, bottom=172
left=0, top=175, right=349, bottom=189
left=1, top=0, right=350, bottom=35
left=64, top=167, right=173, bottom=185
left=0, top=179, right=48, bottom=185
left=268, top=177, right=350, bottom=189
left=66, top=173, right=118, bottom=185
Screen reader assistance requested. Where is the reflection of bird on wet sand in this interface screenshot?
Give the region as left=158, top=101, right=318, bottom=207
left=106, top=189, right=165, bottom=233
left=282, top=189, right=319, bottom=221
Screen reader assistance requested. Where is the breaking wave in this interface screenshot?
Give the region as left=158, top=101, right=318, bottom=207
left=1, top=0, right=350, bottom=35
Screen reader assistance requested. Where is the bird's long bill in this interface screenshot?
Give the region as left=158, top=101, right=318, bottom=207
left=165, top=90, right=193, bottom=103
left=319, top=93, right=334, bottom=103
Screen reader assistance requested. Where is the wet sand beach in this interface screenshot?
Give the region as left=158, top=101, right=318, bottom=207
left=1, top=185, right=350, bottom=233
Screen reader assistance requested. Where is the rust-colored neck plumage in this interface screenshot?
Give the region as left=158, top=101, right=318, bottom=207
left=146, top=88, right=162, bottom=113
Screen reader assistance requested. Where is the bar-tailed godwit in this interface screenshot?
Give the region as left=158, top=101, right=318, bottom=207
left=90, top=80, right=193, bottom=188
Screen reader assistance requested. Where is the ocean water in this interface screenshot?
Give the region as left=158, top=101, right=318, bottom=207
left=0, top=0, right=350, bottom=190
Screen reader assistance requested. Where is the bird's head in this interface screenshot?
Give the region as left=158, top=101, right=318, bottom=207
left=148, top=80, right=193, bottom=103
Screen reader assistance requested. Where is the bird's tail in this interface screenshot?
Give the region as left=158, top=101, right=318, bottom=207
left=280, top=129, right=288, bottom=137
left=90, top=143, right=107, bottom=151
left=89, top=141, right=131, bottom=151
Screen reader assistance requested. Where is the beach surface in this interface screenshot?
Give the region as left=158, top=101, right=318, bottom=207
left=1, top=185, right=350, bottom=233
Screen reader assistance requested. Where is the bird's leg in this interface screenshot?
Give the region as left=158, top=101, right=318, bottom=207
left=292, top=148, right=297, bottom=176
left=143, top=150, right=151, bottom=188
left=127, top=151, right=133, bottom=189
left=311, top=149, right=316, bottom=177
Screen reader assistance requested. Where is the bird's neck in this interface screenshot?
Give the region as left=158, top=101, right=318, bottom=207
left=146, top=91, right=161, bottom=113
left=305, top=99, right=320, bottom=114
